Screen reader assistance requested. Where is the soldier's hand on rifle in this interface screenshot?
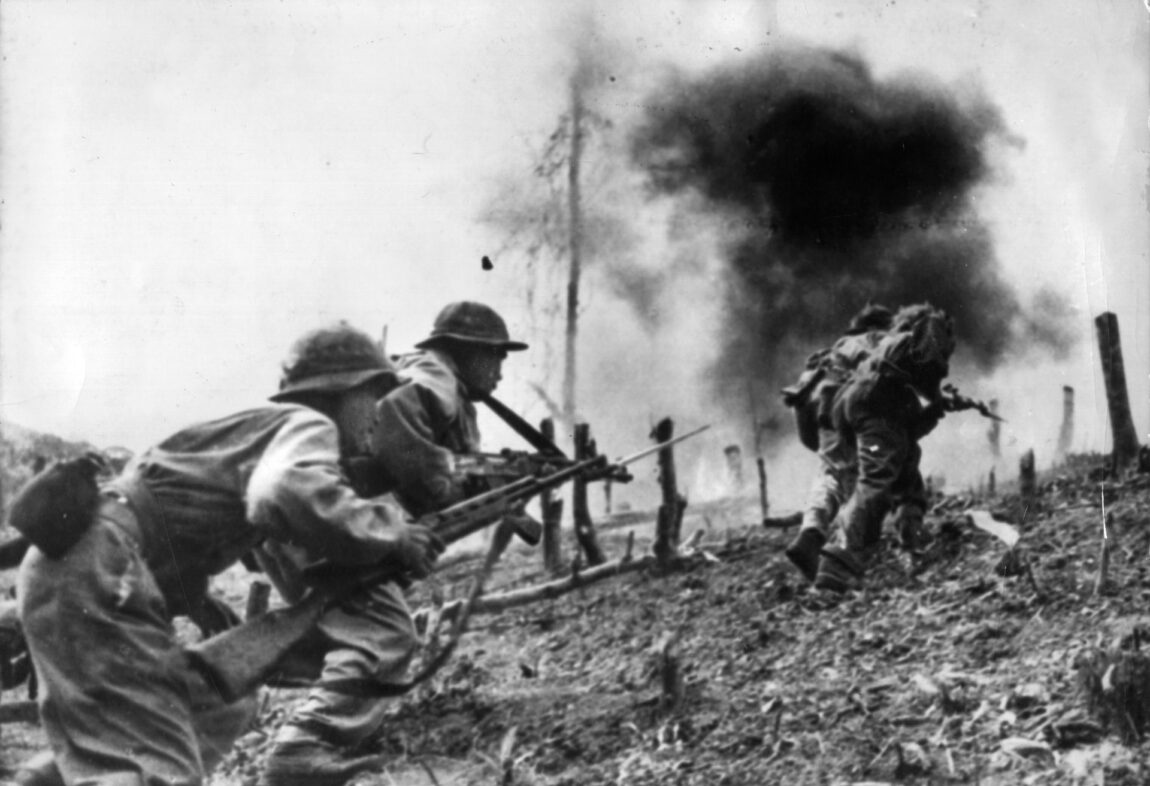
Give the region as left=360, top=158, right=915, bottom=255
left=394, top=523, right=445, bottom=579
left=914, top=398, right=947, bottom=440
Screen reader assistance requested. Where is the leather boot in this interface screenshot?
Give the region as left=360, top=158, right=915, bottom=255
left=813, top=545, right=864, bottom=594
left=894, top=505, right=931, bottom=551
left=259, top=724, right=384, bottom=786
left=784, top=528, right=826, bottom=583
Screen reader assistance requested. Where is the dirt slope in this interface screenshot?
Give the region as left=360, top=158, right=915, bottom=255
left=219, top=459, right=1150, bottom=785
left=3, top=458, right=1149, bottom=785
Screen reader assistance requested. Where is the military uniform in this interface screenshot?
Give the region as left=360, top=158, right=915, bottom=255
left=783, top=305, right=893, bottom=582
left=800, top=329, right=889, bottom=534
left=14, top=324, right=427, bottom=786
left=261, top=302, right=526, bottom=786
left=814, top=305, right=954, bottom=593
left=374, top=349, right=481, bottom=515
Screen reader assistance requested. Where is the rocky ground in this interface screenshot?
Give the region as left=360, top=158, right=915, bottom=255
left=3, top=455, right=1150, bottom=785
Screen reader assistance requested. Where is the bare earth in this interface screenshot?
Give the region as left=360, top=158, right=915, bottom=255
left=3, top=461, right=1149, bottom=785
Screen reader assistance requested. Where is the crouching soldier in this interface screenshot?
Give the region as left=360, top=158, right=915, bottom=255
left=782, top=303, right=893, bottom=581
left=257, top=302, right=530, bottom=784
left=813, top=304, right=954, bottom=594
left=13, top=322, right=443, bottom=786
left=257, top=301, right=529, bottom=785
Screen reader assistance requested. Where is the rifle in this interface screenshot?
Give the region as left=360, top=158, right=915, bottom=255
left=940, top=384, right=1004, bottom=422
left=187, top=426, right=710, bottom=702
left=454, top=449, right=633, bottom=487
left=186, top=448, right=652, bottom=703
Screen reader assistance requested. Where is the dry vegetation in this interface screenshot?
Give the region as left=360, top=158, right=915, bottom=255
left=3, top=450, right=1150, bottom=786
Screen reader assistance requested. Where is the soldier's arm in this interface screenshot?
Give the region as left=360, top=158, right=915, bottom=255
left=244, top=409, right=438, bottom=569
left=375, top=383, right=466, bottom=514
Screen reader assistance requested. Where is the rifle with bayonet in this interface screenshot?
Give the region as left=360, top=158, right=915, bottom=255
left=940, top=383, right=1004, bottom=422
left=186, top=426, right=708, bottom=702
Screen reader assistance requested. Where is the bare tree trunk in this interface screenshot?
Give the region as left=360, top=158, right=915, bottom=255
left=653, top=418, right=687, bottom=570
left=562, top=79, right=585, bottom=439
left=1095, top=312, right=1141, bottom=473
left=572, top=423, right=605, bottom=566
left=539, top=418, right=564, bottom=573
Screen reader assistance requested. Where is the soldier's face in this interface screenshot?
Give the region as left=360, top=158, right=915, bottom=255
left=456, top=346, right=507, bottom=399
left=332, top=386, right=381, bottom=457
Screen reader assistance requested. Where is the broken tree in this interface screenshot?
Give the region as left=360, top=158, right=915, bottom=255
left=652, top=417, right=687, bottom=570
left=1094, top=312, right=1141, bottom=472
left=572, top=422, right=605, bottom=566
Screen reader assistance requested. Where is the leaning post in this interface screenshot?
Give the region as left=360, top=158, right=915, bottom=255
left=1094, top=312, right=1141, bottom=472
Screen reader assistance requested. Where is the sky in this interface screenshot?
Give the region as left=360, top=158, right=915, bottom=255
left=1, top=0, right=1147, bottom=509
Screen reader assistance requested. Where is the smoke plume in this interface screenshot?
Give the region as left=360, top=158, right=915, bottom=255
left=625, top=45, right=1072, bottom=418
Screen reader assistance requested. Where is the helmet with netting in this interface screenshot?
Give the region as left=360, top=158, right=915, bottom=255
left=271, top=322, right=403, bottom=403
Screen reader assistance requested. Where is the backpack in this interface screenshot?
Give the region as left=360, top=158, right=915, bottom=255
left=861, top=304, right=954, bottom=388
left=892, top=304, right=955, bottom=372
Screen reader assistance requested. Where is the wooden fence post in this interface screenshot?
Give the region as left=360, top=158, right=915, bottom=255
left=653, top=418, right=687, bottom=569
left=539, top=418, right=564, bottom=573
left=1056, top=385, right=1075, bottom=465
left=987, top=399, right=1001, bottom=459
left=1095, top=312, right=1141, bottom=472
left=572, top=423, right=605, bottom=566
left=1019, top=449, right=1036, bottom=510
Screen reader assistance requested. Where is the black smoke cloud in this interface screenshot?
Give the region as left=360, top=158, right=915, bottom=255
left=626, top=45, right=1072, bottom=413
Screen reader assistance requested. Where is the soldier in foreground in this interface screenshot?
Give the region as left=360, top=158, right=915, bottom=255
left=781, top=304, right=894, bottom=581
left=259, top=301, right=529, bottom=785
left=13, top=323, right=443, bottom=786
left=813, top=303, right=955, bottom=594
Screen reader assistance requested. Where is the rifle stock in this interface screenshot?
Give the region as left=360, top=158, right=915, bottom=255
left=185, top=455, right=608, bottom=702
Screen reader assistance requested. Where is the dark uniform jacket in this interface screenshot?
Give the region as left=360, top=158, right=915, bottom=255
left=375, top=349, right=481, bottom=516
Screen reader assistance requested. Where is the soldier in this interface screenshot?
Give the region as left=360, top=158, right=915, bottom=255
left=14, top=323, right=443, bottom=786
left=259, top=301, right=528, bottom=786
left=782, top=304, right=893, bottom=581
left=813, top=303, right=955, bottom=594
left=375, top=301, right=528, bottom=517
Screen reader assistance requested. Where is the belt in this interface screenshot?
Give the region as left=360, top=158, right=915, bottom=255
left=101, top=475, right=166, bottom=562
left=97, top=493, right=146, bottom=556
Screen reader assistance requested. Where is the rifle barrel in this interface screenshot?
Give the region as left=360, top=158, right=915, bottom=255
left=613, top=424, right=711, bottom=468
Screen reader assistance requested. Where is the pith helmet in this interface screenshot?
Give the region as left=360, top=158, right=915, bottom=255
left=415, top=301, right=528, bottom=352
left=271, top=322, right=403, bottom=403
